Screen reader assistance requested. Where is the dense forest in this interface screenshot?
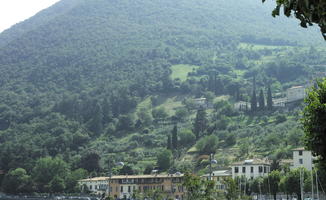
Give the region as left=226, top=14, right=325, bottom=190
left=0, top=0, right=325, bottom=194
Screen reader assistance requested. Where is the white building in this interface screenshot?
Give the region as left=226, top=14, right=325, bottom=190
left=234, top=101, right=250, bottom=111
left=231, top=159, right=270, bottom=180
left=78, top=177, right=109, bottom=194
left=272, top=98, right=286, bottom=107
left=292, top=147, right=315, bottom=171
left=194, top=98, right=207, bottom=108
left=286, top=86, right=305, bottom=103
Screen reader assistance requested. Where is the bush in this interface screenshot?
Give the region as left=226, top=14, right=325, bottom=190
left=179, top=129, right=196, bottom=147
left=195, top=135, right=219, bottom=154
left=174, top=107, right=189, bottom=122
left=157, top=149, right=172, bottom=171
left=275, top=114, right=287, bottom=124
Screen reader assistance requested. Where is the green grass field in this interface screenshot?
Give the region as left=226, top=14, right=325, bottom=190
left=170, top=64, right=200, bottom=81
left=159, top=95, right=184, bottom=115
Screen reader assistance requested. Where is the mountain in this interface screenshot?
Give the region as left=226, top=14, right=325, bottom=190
left=0, top=0, right=322, bottom=107
left=0, top=0, right=325, bottom=190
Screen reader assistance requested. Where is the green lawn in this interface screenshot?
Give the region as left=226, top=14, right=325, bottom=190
left=170, top=64, right=200, bottom=81
left=159, top=95, right=184, bottom=115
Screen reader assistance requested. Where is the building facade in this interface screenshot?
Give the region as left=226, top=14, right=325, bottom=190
left=292, top=147, right=315, bottom=171
left=79, top=174, right=185, bottom=199
left=231, top=159, right=270, bottom=180
left=194, top=98, right=207, bottom=108
left=202, top=170, right=232, bottom=191
left=286, top=86, right=305, bottom=103
left=234, top=101, right=250, bottom=111
left=78, top=177, right=110, bottom=194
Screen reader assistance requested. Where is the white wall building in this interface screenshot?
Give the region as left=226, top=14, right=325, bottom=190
left=234, top=101, right=250, bottom=111
left=194, top=98, right=207, bottom=108
left=286, top=86, right=305, bottom=103
left=78, top=177, right=109, bottom=194
left=231, top=159, right=270, bottom=180
left=292, top=147, right=315, bottom=171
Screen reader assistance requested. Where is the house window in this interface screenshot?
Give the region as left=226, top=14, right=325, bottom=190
left=242, top=167, right=246, bottom=173
left=120, top=186, right=123, bottom=192
left=128, top=186, right=131, bottom=192
left=299, top=150, right=303, bottom=156
left=259, top=166, right=263, bottom=173
left=235, top=167, right=239, bottom=173
left=299, top=159, right=303, bottom=164
left=251, top=167, right=254, bottom=173
left=264, top=166, right=267, bottom=173
left=89, top=185, right=92, bottom=190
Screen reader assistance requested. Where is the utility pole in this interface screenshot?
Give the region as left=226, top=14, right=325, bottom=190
left=311, top=170, right=314, bottom=200
left=258, top=180, right=262, bottom=200
left=238, top=178, right=241, bottom=200
left=209, top=154, right=217, bottom=181
left=300, top=168, right=304, bottom=200
left=209, top=153, right=212, bottom=181
left=268, top=176, right=272, bottom=200
left=244, top=177, right=246, bottom=196
left=316, top=171, right=320, bottom=200
left=107, top=159, right=112, bottom=198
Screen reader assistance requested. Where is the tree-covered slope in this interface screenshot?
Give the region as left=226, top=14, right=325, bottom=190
left=0, top=0, right=325, bottom=192
left=0, top=0, right=322, bottom=107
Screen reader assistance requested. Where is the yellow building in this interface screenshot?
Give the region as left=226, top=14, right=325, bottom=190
left=202, top=170, right=232, bottom=191
left=79, top=173, right=185, bottom=199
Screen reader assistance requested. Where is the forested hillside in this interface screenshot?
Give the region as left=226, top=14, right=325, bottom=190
left=0, top=0, right=325, bottom=193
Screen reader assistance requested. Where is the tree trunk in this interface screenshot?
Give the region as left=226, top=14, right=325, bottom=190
left=297, top=192, right=302, bottom=200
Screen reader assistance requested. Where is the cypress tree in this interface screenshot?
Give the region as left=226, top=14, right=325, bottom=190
left=193, top=108, right=207, bottom=139
left=259, top=89, right=265, bottom=110
left=267, top=86, right=273, bottom=111
left=251, top=76, right=257, bottom=112
left=167, top=135, right=172, bottom=150
left=87, top=103, right=103, bottom=135
left=102, top=98, right=112, bottom=124
left=171, top=125, right=178, bottom=150
left=251, top=90, right=257, bottom=112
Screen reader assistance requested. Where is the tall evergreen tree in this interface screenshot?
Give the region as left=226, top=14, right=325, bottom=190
left=251, top=76, right=257, bottom=112
left=251, top=90, right=257, bottom=112
left=87, top=103, right=103, bottom=135
left=167, top=135, right=172, bottom=150
left=267, top=85, right=273, bottom=110
left=259, top=89, right=265, bottom=110
left=171, top=125, right=178, bottom=150
left=193, top=108, right=207, bottom=139
left=102, top=98, right=112, bottom=125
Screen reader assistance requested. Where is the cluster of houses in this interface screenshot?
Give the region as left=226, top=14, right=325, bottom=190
left=79, top=173, right=185, bottom=200
left=235, top=85, right=306, bottom=111
left=78, top=147, right=315, bottom=199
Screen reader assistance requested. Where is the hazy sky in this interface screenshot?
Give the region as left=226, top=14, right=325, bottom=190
left=0, top=0, right=61, bottom=33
